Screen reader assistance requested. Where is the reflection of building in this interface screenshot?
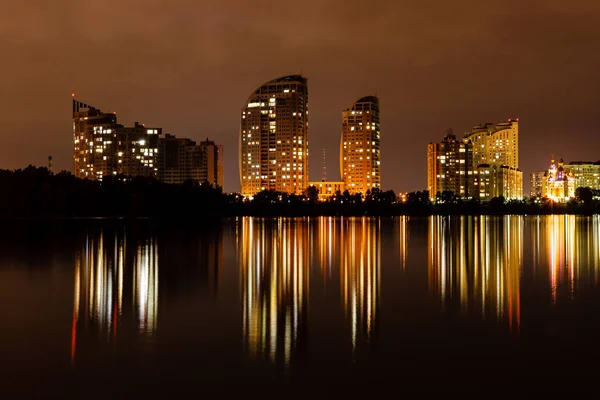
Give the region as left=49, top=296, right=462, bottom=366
left=157, top=134, right=224, bottom=187
left=240, top=75, right=309, bottom=197
left=340, top=96, right=381, bottom=195
left=239, top=218, right=309, bottom=366
left=339, top=218, right=380, bottom=353
left=531, top=215, right=600, bottom=303
left=428, top=216, right=522, bottom=332
left=530, top=171, right=545, bottom=197
left=71, top=231, right=158, bottom=364
left=73, top=98, right=161, bottom=180
left=427, top=129, right=474, bottom=200
left=398, top=216, right=409, bottom=269
left=564, top=161, right=600, bottom=190
left=542, top=157, right=575, bottom=202
left=308, top=181, right=345, bottom=199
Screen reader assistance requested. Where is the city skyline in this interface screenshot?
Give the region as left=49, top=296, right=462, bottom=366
left=2, top=1, right=600, bottom=194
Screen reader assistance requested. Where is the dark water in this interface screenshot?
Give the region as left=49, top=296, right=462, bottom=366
left=2, top=216, right=600, bottom=396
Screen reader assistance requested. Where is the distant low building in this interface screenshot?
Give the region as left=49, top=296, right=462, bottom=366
left=542, top=157, right=575, bottom=202
left=308, top=181, right=345, bottom=200
left=564, top=161, right=600, bottom=190
left=529, top=171, right=545, bottom=197
left=158, top=134, right=224, bottom=188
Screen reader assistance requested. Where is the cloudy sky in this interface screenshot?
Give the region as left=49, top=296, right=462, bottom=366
left=1, top=0, right=599, bottom=192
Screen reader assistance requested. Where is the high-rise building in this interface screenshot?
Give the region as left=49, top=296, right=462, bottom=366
left=542, top=157, right=575, bottom=202
left=240, top=75, right=308, bottom=197
left=465, top=119, right=522, bottom=200
left=340, top=96, right=381, bottom=194
left=116, top=122, right=160, bottom=178
left=426, top=129, right=474, bottom=200
left=73, top=98, right=160, bottom=180
left=73, top=99, right=118, bottom=180
left=564, top=161, right=600, bottom=190
left=530, top=171, right=545, bottom=197
left=158, top=134, right=224, bottom=187
left=465, top=120, right=519, bottom=169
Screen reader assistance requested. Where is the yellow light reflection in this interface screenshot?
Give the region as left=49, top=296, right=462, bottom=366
left=531, top=215, right=600, bottom=303
left=71, top=231, right=158, bottom=364
left=428, top=216, right=522, bottom=332
left=239, top=218, right=309, bottom=367
left=340, top=217, right=380, bottom=354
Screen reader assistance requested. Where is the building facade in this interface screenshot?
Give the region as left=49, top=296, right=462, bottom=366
left=564, top=161, right=600, bottom=190
left=116, top=122, right=160, bottom=178
left=158, top=134, right=224, bottom=187
left=198, top=139, right=224, bottom=189
left=239, top=75, right=309, bottom=197
left=465, top=120, right=519, bottom=169
left=426, top=129, right=474, bottom=200
left=474, top=164, right=523, bottom=200
left=308, top=181, right=345, bottom=200
left=542, top=158, right=575, bottom=202
left=340, top=96, right=381, bottom=195
left=464, top=119, right=522, bottom=200
left=73, top=99, right=119, bottom=180
left=73, top=99, right=160, bottom=180
left=529, top=171, right=545, bottom=197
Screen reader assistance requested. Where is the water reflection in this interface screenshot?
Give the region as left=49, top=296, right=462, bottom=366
left=428, top=216, right=522, bottom=331
left=71, top=229, right=158, bottom=364
left=239, top=218, right=309, bottom=366
left=238, top=217, right=381, bottom=364
left=339, top=218, right=380, bottom=354
left=531, top=215, right=600, bottom=302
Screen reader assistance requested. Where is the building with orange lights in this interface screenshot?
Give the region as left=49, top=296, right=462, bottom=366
left=340, top=96, right=381, bottom=195
left=239, top=75, right=309, bottom=197
left=73, top=99, right=160, bottom=180
left=465, top=119, right=523, bottom=200
left=542, top=157, right=575, bottom=202
left=427, top=129, right=474, bottom=200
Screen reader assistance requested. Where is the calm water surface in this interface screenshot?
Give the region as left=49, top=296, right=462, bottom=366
left=2, top=216, right=600, bottom=396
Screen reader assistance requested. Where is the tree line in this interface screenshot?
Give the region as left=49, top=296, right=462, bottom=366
left=1, top=166, right=599, bottom=219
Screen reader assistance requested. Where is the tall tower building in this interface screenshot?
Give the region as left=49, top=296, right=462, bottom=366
left=340, top=96, right=381, bottom=194
left=427, top=129, right=474, bottom=200
left=240, top=75, right=309, bottom=197
left=73, top=98, right=118, bottom=180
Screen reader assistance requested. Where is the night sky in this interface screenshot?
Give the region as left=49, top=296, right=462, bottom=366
left=1, top=0, right=599, bottom=193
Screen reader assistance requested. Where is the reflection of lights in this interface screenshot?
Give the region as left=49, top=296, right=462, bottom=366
left=398, top=216, right=408, bottom=269
left=71, top=231, right=158, bottom=364
left=428, top=216, right=522, bottom=332
left=135, top=239, right=158, bottom=334
left=535, top=215, right=597, bottom=303
left=239, top=218, right=308, bottom=366
left=340, top=217, right=380, bottom=353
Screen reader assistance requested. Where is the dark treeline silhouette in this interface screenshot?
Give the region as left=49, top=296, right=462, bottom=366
left=1, top=166, right=600, bottom=218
